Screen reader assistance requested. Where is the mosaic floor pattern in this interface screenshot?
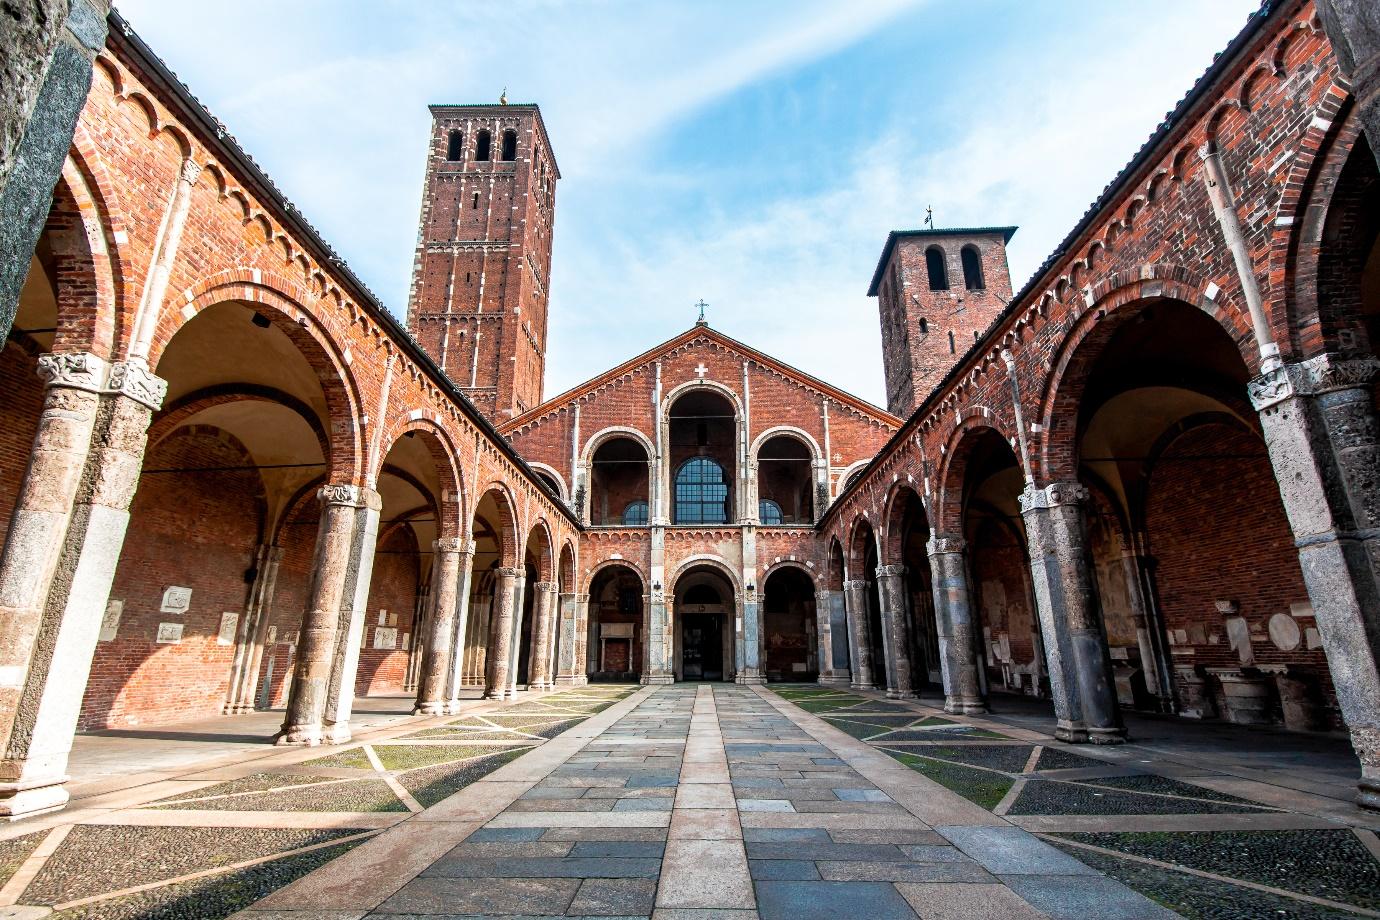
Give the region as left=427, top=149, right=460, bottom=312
left=773, top=685, right=1380, bottom=919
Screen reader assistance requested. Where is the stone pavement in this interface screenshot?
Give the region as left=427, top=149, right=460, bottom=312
left=0, top=683, right=1375, bottom=918
left=236, top=684, right=1173, bottom=919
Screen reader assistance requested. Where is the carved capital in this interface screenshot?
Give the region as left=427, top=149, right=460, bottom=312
left=434, top=537, right=466, bottom=554
left=107, top=360, right=168, bottom=411
left=180, top=158, right=203, bottom=185
left=318, top=483, right=364, bottom=507
left=496, top=566, right=522, bottom=578
left=876, top=564, right=907, bottom=578
left=1249, top=354, right=1380, bottom=410
left=534, top=580, right=559, bottom=593
left=842, top=578, right=868, bottom=591
left=926, top=534, right=966, bottom=556
left=1019, top=481, right=1089, bottom=513
left=37, top=352, right=107, bottom=394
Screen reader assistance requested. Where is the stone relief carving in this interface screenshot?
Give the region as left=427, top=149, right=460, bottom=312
left=37, top=352, right=107, bottom=393
left=107, top=360, right=169, bottom=410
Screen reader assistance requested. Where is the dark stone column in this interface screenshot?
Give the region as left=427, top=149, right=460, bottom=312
left=1318, top=1, right=1380, bottom=173
left=926, top=535, right=987, bottom=714
left=1250, top=355, right=1380, bottom=810
left=416, top=539, right=465, bottom=714
left=0, top=0, right=109, bottom=344
left=875, top=565, right=916, bottom=699
left=1021, top=482, right=1125, bottom=744
left=842, top=579, right=876, bottom=690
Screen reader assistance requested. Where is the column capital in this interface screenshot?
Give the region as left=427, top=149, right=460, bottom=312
left=1019, top=481, right=1089, bottom=513
left=433, top=537, right=472, bottom=554
left=496, top=565, right=522, bottom=577
left=317, top=483, right=376, bottom=509
left=107, top=359, right=168, bottom=411
left=533, top=580, right=559, bottom=593
left=180, top=157, right=204, bottom=185
left=926, top=534, right=966, bottom=556
left=1249, top=354, right=1380, bottom=411
left=36, top=351, right=107, bottom=394
left=572, top=593, right=590, bottom=603
left=876, top=564, right=907, bottom=578
left=842, top=578, right=868, bottom=591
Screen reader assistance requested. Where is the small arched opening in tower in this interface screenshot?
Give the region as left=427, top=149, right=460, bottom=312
left=961, top=244, right=985, bottom=290
left=475, top=129, right=492, bottom=162
left=925, top=246, right=949, bottom=291
left=501, top=129, right=518, bottom=162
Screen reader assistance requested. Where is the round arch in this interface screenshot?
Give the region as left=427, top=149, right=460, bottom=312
left=584, top=556, right=648, bottom=594
left=936, top=419, right=1018, bottom=536
left=527, top=462, right=568, bottom=501
left=472, top=482, right=520, bottom=568
left=668, top=554, right=742, bottom=596
left=525, top=518, right=556, bottom=581
left=377, top=417, right=465, bottom=540
left=581, top=425, right=656, bottom=464
left=661, top=378, right=744, bottom=416
left=153, top=277, right=365, bottom=485
left=1035, top=272, right=1256, bottom=483
left=750, top=425, right=822, bottom=462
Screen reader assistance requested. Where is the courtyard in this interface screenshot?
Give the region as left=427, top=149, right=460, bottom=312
left=0, top=684, right=1369, bottom=919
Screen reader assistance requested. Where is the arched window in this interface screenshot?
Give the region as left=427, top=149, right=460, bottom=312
left=501, top=129, right=518, bottom=161
left=674, top=457, right=729, bottom=525
left=961, top=245, right=985, bottom=290
left=926, top=246, right=949, bottom=291
left=476, top=130, right=492, bottom=162
left=759, top=500, right=783, bottom=525
left=622, top=501, right=649, bottom=526
left=446, top=130, right=464, bottom=161
left=918, top=317, right=928, bottom=334
left=948, top=331, right=956, bottom=354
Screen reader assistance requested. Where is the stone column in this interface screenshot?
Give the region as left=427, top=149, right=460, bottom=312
left=926, top=536, right=987, bottom=714
left=0, top=359, right=164, bottom=817
left=321, top=487, right=381, bottom=744
left=875, top=564, right=916, bottom=699
left=416, top=538, right=465, bottom=714
left=224, top=544, right=283, bottom=714
left=441, top=542, right=476, bottom=714
left=483, top=567, right=519, bottom=699
left=813, top=588, right=849, bottom=685
left=0, top=0, right=108, bottom=345
left=842, top=579, right=876, bottom=690
left=1020, top=482, right=1125, bottom=744
left=504, top=571, right=528, bottom=699
left=1250, top=355, right=1380, bottom=809
left=0, top=354, right=106, bottom=743
left=643, top=580, right=673, bottom=685
left=277, top=484, right=378, bottom=746
left=554, top=592, right=584, bottom=685
left=575, top=593, right=592, bottom=682
left=736, top=585, right=765, bottom=684
left=1318, top=1, right=1380, bottom=176
left=528, top=580, right=559, bottom=691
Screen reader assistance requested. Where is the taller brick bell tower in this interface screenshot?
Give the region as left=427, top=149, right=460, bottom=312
left=869, top=226, right=1016, bottom=417
left=407, top=101, right=559, bottom=422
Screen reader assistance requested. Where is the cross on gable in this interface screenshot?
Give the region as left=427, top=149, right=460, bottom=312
left=695, top=363, right=709, bottom=379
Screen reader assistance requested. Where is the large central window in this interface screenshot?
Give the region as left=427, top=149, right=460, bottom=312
left=675, top=457, right=730, bottom=524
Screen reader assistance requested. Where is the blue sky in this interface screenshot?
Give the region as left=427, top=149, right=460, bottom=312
left=115, top=0, right=1263, bottom=407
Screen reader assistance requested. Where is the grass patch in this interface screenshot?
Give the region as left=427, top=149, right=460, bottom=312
left=301, top=747, right=373, bottom=770
left=887, top=751, right=1012, bottom=810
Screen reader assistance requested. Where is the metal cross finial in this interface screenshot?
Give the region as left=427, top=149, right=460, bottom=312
left=924, top=206, right=934, bottom=228
left=695, top=299, right=709, bottom=326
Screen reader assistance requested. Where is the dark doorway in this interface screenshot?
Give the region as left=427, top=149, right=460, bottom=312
left=681, top=612, right=724, bottom=681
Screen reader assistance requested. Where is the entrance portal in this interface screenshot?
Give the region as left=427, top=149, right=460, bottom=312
left=681, top=612, right=725, bottom=680
left=672, top=565, right=736, bottom=682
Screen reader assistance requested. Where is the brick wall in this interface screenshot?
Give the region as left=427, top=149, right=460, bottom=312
left=82, top=426, right=261, bottom=728
left=355, top=524, right=420, bottom=696
left=0, top=345, right=44, bottom=540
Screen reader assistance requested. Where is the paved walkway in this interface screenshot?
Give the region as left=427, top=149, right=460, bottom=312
left=236, top=685, right=1173, bottom=919
left=0, top=684, right=1375, bottom=918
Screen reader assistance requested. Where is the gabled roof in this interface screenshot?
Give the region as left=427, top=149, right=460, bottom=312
left=867, top=226, right=1018, bottom=296
left=500, top=324, right=902, bottom=433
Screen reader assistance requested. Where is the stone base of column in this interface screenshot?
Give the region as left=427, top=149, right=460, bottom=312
left=554, top=675, right=587, bottom=687
left=324, top=722, right=352, bottom=745
left=481, top=689, right=504, bottom=701
left=1088, top=725, right=1128, bottom=745
left=0, top=776, right=69, bottom=821
left=222, top=703, right=257, bottom=716
left=886, top=689, right=918, bottom=700
left=734, top=674, right=766, bottom=686
left=944, top=695, right=988, bottom=715
left=275, top=723, right=326, bottom=746
left=414, top=700, right=446, bottom=716
left=850, top=680, right=876, bottom=691
left=818, top=675, right=851, bottom=687
left=641, top=673, right=675, bottom=685
left=1054, top=721, right=1087, bottom=743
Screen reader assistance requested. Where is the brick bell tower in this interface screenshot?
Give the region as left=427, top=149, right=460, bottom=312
left=869, top=226, right=1017, bottom=417
left=407, top=100, right=559, bottom=422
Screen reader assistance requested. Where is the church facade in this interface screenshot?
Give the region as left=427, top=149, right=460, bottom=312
left=0, top=0, right=1377, bottom=823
